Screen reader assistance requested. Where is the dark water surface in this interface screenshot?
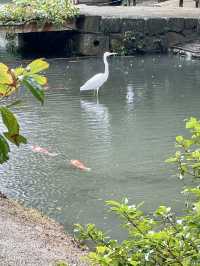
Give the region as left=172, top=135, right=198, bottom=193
left=0, top=50, right=199, bottom=238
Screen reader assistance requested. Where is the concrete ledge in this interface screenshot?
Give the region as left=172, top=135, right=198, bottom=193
left=78, top=5, right=200, bottom=19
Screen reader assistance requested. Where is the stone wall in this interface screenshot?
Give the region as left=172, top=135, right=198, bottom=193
left=74, top=15, right=200, bottom=55
left=15, top=13, right=200, bottom=56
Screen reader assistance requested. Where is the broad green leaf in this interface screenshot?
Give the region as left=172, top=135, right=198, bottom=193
left=0, top=63, right=13, bottom=84
left=184, top=187, right=200, bottom=198
left=0, top=63, right=8, bottom=72
left=192, top=150, right=200, bottom=158
left=180, top=164, right=188, bottom=174
left=175, top=151, right=181, bottom=158
left=186, top=117, right=198, bottom=129
left=3, top=132, right=27, bottom=146
left=31, top=74, right=47, bottom=85
left=176, top=135, right=184, bottom=143
left=0, top=134, right=10, bottom=163
left=193, top=201, right=200, bottom=214
left=0, top=84, right=16, bottom=97
left=192, top=162, right=200, bottom=169
left=22, top=77, right=44, bottom=105
left=147, top=231, right=169, bottom=240
left=155, top=205, right=171, bottom=216
left=13, top=66, right=24, bottom=76
left=96, top=246, right=106, bottom=254
left=27, top=59, right=49, bottom=74
left=0, top=106, right=19, bottom=134
left=165, top=157, right=177, bottom=163
left=55, top=261, right=69, bottom=266
left=183, top=139, right=193, bottom=149
left=106, top=200, right=122, bottom=208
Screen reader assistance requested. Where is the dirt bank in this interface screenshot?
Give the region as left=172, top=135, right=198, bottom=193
left=0, top=193, right=88, bottom=266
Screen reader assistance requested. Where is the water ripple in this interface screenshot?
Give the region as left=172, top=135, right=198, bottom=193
left=0, top=54, right=199, bottom=239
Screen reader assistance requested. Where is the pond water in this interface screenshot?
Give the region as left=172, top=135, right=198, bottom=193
left=0, top=50, right=200, bottom=239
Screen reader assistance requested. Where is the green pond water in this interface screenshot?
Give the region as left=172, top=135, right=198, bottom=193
left=0, top=49, right=200, bottom=239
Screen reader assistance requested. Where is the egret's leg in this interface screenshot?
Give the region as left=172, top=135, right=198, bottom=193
left=96, top=88, right=99, bottom=104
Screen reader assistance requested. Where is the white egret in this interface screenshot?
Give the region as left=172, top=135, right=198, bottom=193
left=80, top=52, right=117, bottom=96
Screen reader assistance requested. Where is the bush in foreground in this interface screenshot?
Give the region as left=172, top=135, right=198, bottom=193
left=74, top=117, right=200, bottom=266
left=0, top=58, right=48, bottom=163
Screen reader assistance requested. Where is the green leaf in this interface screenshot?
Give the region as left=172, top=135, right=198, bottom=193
left=31, top=74, right=47, bottom=85
left=191, top=162, right=200, bottom=169
left=176, top=135, right=184, bottom=143
left=183, top=139, right=193, bottom=149
left=193, top=201, right=200, bottom=214
left=27, top=59, right=49, bottom=74
left=184, top=188, right=200, bottom=201
left=0, top=134, right=10, bottom=163
left=0, top=63, right=13, bottom=84
left=55, top=261, right=69, bottom=266
left=186, top=117, right=198, bottom=129
left=4, top=132, right=27, bottom=146
left=96, top=246, right=107, bottom=254
left=165, top=157, right=177, bottom=163
left=13, top=66, right=25, bottom=76
left=106, top=200, right=122, bottom=208
left=147, top=231, right=169, bottom=240
left=0, top=106, right=19, bottom=134
left=0, top=84, right=16, bottom=97
left=155, top=205, right=171, bottom=216
left=22, top=77, right=44, bottom=105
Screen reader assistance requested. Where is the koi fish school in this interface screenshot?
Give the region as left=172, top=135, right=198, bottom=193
left=30, top=145, right=91, bottom=172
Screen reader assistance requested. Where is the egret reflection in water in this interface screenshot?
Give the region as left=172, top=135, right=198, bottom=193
left=80, top=99, right=111, bottom=138
left=80, top=99, right=112, bottom=165
left=126, top=84, right=136, bottom=112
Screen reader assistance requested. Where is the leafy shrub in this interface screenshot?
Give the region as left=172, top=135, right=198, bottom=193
left=74, top=118, right=200, bottom=266
left=0, top=0, right=79, bottom=25
left=166, top=117, right=200, bottom=179
left=0, top=58, right=48, bottom=163
left=55, top=260, right=69, bottom=266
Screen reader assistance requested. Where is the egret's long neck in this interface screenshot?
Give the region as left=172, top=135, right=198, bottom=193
left=104, top=55, right=109, bottom=78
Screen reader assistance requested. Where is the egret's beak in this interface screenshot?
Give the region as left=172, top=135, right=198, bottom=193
left=111, top=52, right=117, bottom=56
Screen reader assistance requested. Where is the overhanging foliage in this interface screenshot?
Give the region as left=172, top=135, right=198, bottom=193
left=0, top=0, right=79, bottom=25
left=0, top=58, right=48, bottom=163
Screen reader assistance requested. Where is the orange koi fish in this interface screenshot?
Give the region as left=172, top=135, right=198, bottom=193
left=70, top=160, right=91, bottom=171
left=30, top=145, right=58, bottom=157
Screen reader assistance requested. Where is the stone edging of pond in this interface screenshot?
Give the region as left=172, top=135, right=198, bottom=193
left=73, top=5, right=200, bottom=55
left=5, top=5, right=200, bottom=55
